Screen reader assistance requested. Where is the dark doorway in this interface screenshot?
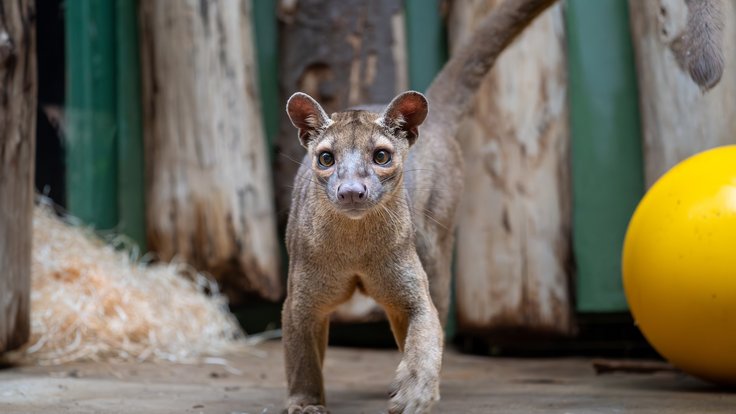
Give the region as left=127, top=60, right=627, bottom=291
left=36, top=0, right=66, bottom=206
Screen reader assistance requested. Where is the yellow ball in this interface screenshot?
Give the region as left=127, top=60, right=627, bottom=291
left=623, top=145, right=736, bottom=386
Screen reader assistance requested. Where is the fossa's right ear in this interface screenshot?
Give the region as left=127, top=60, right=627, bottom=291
left=378, top=91, right=428, bottom=146
left=286, top=92, right=332, bottom=147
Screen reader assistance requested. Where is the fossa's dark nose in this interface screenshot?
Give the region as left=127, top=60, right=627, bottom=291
left=337, top=182, right=367, bottom=205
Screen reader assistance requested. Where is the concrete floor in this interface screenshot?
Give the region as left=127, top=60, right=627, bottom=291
left=1, top=340, right=734, bottom=414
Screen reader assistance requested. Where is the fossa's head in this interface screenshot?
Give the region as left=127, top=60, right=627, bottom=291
left=286, top=91, right=428, bottom=219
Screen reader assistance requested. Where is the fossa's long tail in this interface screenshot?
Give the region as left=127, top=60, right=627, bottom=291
left=424, top=0, right=725, bottom=141
left=424, top=0, right=558, bottom=140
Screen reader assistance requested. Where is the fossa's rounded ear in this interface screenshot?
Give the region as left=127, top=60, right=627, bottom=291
left=286, top=92, right=332, bottom=147
left=378, top=91, right=428, bottom=146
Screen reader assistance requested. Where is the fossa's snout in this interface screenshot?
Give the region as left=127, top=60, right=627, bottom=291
left=337, top=181, right=368, bottom=205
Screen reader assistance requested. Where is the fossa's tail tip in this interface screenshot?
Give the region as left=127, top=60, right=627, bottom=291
left=689, top=47, right=724, bottom=91
left=687, top=0, right=725, bottom=91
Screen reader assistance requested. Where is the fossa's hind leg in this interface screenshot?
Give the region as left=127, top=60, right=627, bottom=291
left=416, top=228, right=455, bottom=327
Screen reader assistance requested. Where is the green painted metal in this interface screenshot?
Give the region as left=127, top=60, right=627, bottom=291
left=115, top=0, right=146, bottom=248
left=404, top=0, right=447, bottom=92
left=65, top=0, right=146, bottom=247
left=252, top=0, right=279, bottom=148
left=66, top=0, right=119, bottom=229
left=566, top=0, right=645, bottom=312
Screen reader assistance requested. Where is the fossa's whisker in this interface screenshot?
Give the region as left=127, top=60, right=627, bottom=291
left=278, top=152, right=307, bottom=167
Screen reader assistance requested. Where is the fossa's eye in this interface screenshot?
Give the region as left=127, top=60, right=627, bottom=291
left=318, top=151, right=334, bottom=168
left=373, top=149, right=391, bottom=165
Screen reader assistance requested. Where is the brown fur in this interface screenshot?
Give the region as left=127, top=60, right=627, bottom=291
left=281, top=1, right=558, bottom=413
left=283, top=94, right=444, bottom=414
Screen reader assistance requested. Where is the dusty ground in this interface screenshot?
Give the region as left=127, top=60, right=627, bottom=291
left=1, top=340, right=734, bottom=413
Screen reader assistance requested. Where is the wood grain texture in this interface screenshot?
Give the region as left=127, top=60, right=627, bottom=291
left=275, top=0, right=407, bottom=322
left=629, top=0, right=736, bottom=185
left=0, top=0, right=36, bottom=352
left=449, top=0, right=574, bottom=336
left=139, top=0, right=280, bottom=302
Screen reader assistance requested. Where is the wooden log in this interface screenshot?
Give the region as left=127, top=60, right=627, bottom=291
left=449, top=0, right=574, bottom=337
left=139, top=0, right=281, bottom=303
left=274, top=0, right=407, bottom=322
left=629, top=0, right=736, bottom=186
left=0, top=0, right=36, bottom=352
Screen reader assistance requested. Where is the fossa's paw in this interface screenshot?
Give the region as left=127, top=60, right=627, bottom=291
left=388, top=364, right=440, bottom=414
left=286, top=404, right=329, bottom=414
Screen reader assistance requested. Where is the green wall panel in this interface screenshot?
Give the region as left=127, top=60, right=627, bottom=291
left=115, top=0, right=146, bottom=248
left=405, top=0, right=447, bottom=92
left=252, top=0, right=279, bottom=149
left=66, top=0, right=118, bottom=229
left=66, top=0, right=146, bottom=248
left=566, top=0, right=645, bottom=312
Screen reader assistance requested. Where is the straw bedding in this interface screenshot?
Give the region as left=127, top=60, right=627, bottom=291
left=13, top=206, right=245, bottom=365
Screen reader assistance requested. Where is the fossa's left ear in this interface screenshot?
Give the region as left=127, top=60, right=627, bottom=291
left=378, top=91, right=428, bottom=146
left=286, top=92, right=332, bottom=148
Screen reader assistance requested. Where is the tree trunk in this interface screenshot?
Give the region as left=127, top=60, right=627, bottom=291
left=0, top=0, right=36, bottom=353
left=449, top=0, right=574, bottom=337
left=629, top=0, right=736, bottom=186
left=140, top=0, right=281, bottom=303
left=275, top=0, right=407, bottom=322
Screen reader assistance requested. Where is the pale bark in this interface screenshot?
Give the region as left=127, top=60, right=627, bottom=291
left=629, top=0, right=736, bottom=185
left=450, top=0, right=574, bottom=336
left=275, top=0, right=407, bottom=322
left=0, top=0, right=36, bottom=352
left=140, top=0, right=281, bottom=302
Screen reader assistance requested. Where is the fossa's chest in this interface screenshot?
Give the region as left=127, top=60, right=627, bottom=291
left=300, top=206, right=415, bottom=269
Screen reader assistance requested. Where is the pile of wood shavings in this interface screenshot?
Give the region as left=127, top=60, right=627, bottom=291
left=18, top=206, right=245, bottom=365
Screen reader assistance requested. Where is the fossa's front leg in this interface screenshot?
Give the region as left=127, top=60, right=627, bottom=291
left=369, top=256, right=444, bottom=414
left=282, top=264, right=348, bottom=414
left=282, top=295, right=329, bottom=414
